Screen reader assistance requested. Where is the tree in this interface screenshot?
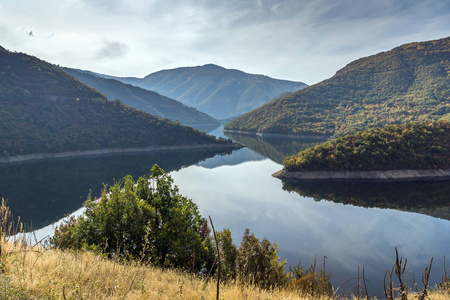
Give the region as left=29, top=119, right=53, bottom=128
left=236, top=229, right=289, bottom=289
left=50, top=164, right=210, bottom=270
left=216, top=228, right=237, bottom=280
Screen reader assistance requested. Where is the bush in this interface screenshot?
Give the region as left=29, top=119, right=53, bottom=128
left=50, top=164, right=212, bottom=271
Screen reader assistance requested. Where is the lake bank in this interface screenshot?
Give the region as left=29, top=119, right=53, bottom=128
left=272, top=168, right=450, bottom=182
left=222, top=129, right=329, bottom=140
left=5, top=135, right=450, bottom=299
left=0, top=142, right=243, bottom=164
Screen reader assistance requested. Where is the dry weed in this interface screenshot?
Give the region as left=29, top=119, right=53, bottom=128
left=0, top=240, right=332, bottom=300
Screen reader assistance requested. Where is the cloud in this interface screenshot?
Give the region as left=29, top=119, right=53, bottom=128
left=96, top=41, right=128, bottom=59
left=0, top=0, right=449, bottom=83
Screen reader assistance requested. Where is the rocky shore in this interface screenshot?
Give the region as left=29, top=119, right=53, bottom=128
left=0, top=143, right=243, bottom=164
left=272, top=168, right=450, bottom=182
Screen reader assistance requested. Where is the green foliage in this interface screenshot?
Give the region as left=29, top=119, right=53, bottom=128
left=0, top=48, right=230, bottom=157
left=49, top=216, right=78, bottom=249
left=216, top=228, right=237, bottom=280
left=215, top=228, right=333, bottom=294
left=235, top=229, right=289, bottom=289
left=61, top=67, right=220, bottom=127
left=225, top=37, right=450, bottom=137
left=50, top=165, right=211, bottom=271
left=284, top=121, right=450, bottom=171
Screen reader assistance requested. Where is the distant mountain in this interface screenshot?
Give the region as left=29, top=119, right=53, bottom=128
left=225, top=37, right=450, bottom=137
left=61, top=68, right=219, bottom=128
left=105, top=64, right=307, bottom=119
left=0, top=47, right=233, bottom=157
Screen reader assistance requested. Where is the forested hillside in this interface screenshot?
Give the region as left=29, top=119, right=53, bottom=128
left=225, top=37, right=450, bottom=137
left=283, top=121, right=450, bottom=172
left=61, top=68, right=219, bottom=128
left=106, top=64, right=307, bottom=119
left=0, top=47, right=231, bottom=157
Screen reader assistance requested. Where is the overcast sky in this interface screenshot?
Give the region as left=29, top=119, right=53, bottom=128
left=1, top=0, right=449, bottom=84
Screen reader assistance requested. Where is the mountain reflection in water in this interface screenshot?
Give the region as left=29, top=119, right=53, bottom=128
left=224, top=132, right=322, bottom=164
left=4, top=128, right=450, bottom=299
left=282, top=180, right=450, bottom=221
left=0, top=148, right=234, bottom=229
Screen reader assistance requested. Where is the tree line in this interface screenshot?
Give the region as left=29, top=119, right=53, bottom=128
left=283, top=121, right=450, bottom=171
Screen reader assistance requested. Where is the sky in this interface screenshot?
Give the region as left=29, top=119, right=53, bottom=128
left=1, top=0, right=450, bottom=85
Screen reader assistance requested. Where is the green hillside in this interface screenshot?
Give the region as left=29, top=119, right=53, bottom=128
left=0, top=47, right=231, bottom=157
left=106, top=64, right=307, bottom=119
left=61, top=68, right=219, bottom=128
left=225, top=37, right=450, bottom=137
left=283, top=121, right=450, bottom=172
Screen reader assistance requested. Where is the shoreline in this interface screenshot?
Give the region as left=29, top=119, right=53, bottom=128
left=222, top=129, right=329, bottom=140
left=272, top=169, right=450, bottom=182
left=0, top=143, right=243, bottom=164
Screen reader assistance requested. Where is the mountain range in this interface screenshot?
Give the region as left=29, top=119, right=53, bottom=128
left=225, top=37, right=450, bottom=137
left=101, top=64, right=307, bottom=119
left=61, top=67, right=219, bottom=128
left=0, top=46, right=232, bottom=158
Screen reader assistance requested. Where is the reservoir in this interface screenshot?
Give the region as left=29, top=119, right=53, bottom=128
left=1, top=126, right=449, bottom=297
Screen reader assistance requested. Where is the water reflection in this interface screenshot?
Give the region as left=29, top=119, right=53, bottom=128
left=0, top=148, right=234, bottom=229
left=3, top=130, right=450, bottom=298
left=170, top=158, right=450, bottom=298
left=282, top=180, right=450, bottom=220
left=198, top=147, right=265, bottom=168
left=192, top=124, right=221, bottom=134
left=224, top=132, right=322, bottom=164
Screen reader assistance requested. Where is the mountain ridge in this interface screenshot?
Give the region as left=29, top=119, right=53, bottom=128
left=97, top=64, right=308, bottom=119
left=224, top=36, right=450, bottom=137
left=0, top=47, right=233, bottom=157
left=60, top=67, right=219, bottom=128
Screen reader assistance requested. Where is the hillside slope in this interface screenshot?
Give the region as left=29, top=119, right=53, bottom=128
left=108, top=64, right=307, bottom=119
left=0, top=47, right=232, bottom=157
left=283, top=121, right=450, bottom=172
left=225, top=37, right=450, bottom=137
left=61, top=68, right=219, bottom=127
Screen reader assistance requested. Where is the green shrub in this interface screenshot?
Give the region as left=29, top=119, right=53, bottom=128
left=50, top=164, right=212, bottom=271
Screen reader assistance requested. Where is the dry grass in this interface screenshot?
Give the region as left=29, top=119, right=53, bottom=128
left=1, top=240, right=450, bottom=299
left=0, top=238, right=334, bottom=300
left=0, top=197, right=448, bottom=300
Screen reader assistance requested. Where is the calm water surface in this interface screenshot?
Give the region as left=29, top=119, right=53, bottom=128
left=2, top=127, right=450, bottom=297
